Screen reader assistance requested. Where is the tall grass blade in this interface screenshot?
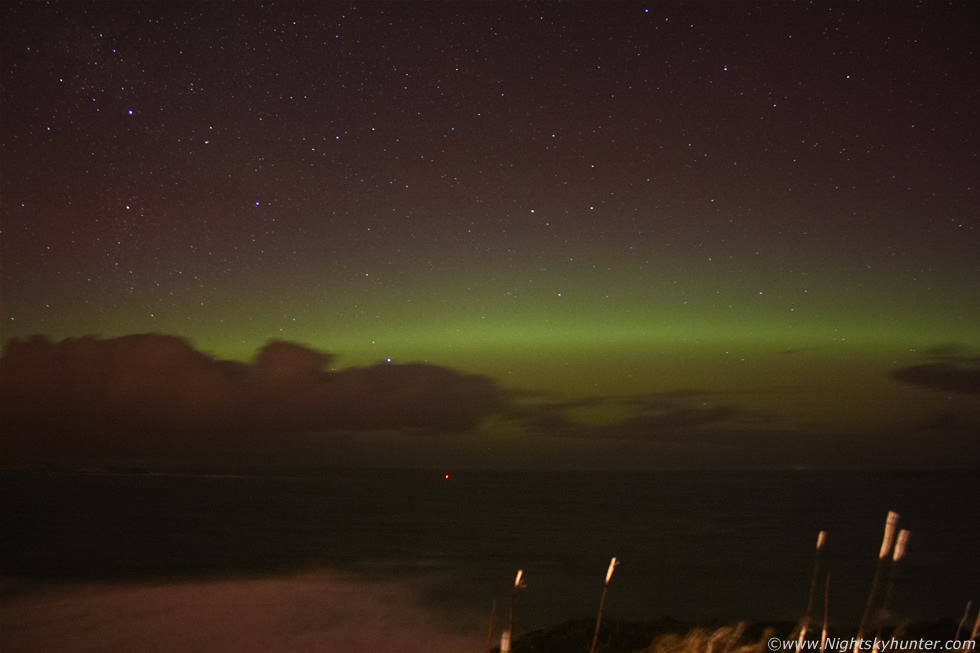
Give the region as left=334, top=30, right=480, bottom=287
left=820, top=572, right=831, bottom=653
left=590, top=557, right=618, bottom=653
left=500, top=629, right=511, bottom=653
left=507, top=568, right=525, bottom=649
left=970, top=604, right=980, bottom=641
left=955, top=600, right=972, bottom=642
left=872, top=528, right=910, bottom=653
left=485, top=599, right=497, bottom=653
left=855, top=511, right=900, bottom=653
left=798, top=531, right=828, bottom=649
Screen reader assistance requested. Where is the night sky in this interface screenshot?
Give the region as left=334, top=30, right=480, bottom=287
left=1, top=1, right=977, bottom=469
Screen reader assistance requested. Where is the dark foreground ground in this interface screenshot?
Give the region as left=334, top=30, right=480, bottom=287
left=1, top=575, right=969, bottom=653
left=500, top=616, right=970, bottom=653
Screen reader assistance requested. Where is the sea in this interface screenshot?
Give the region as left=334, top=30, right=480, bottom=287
left=1, top=469, right=977, bottom=651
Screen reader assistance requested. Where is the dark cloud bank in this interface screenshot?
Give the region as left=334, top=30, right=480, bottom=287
left=2, top=334, right=977, bottom=470
left=889, top=360, right=980, bottom=396
left=0, top=334, right=504, bottom=435
left=0, top=334, right=517, bottom=469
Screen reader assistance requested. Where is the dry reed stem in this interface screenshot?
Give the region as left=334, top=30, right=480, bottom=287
left=856, top=512, right=900, bottom=653
left=798, top=531, right=828, bottom=648
left=507, top=569, right=525, bottom=650
left=484, top=599, right=497, bottom=653
left=820, top=572, right=831, bottom=653
left=954, top=600, right=972, bottom=641
left=589, top=557, right=618, bottom=653
left=500, top=629, right=511, bottom=653
left=878, top=529, right=911, bottom=635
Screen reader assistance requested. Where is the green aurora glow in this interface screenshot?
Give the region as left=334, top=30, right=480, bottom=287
left=2, top=1, right=977, bottom=468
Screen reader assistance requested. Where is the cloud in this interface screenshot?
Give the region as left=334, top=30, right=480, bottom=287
left=7, top=334, right=975, bottom=471
left=607, top=405, right=737, bottom=438
left=254, top=339, right=334, bottom=399
left=0, top=335, right=765, bottom=469
left=0, top=334, right=506, bottom=436
left=889, top=347, right=980, bottom=395
left=507, top=390, right=740, bottom=441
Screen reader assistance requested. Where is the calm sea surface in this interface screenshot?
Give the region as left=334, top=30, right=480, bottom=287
left=1, top=469, right=977, bottom=631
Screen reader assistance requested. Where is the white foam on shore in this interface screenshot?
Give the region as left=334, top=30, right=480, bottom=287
left=1, top=572, right=485, bottom=652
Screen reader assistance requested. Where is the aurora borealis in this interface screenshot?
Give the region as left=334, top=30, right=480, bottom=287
left=1, top=1, right=977, bottom=469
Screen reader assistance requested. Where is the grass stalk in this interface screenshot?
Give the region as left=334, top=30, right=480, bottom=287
left=505, top=568, right=525, bottom=651
left=798, top=531, right=828, bottom=648
left=485, top=599, right=497, bottom=653
left=500, top=629, right=512, bottom=653
left=954, top=600, right=972, bottom=641
left=820, top=572, right=831, bottom=653
left=872, top=529, right=910, bottom=652
left=590, top=557, right=618, bottom=653
left=855, top=511, right=900, bottom=653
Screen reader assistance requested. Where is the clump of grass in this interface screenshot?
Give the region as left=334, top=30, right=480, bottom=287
left=638, top=623, right=770, bottom=653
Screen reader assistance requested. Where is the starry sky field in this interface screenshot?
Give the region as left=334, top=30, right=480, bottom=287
left=1, top=1, right=977, bottom=470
